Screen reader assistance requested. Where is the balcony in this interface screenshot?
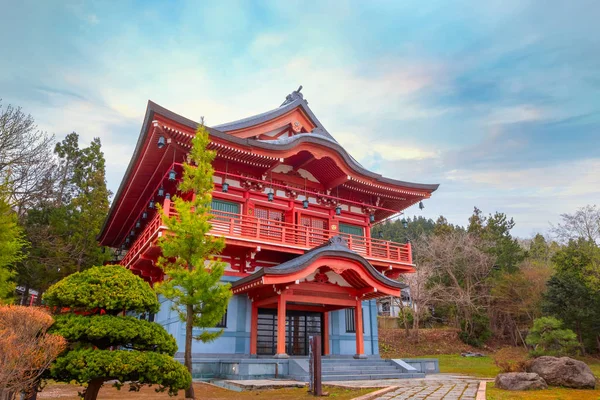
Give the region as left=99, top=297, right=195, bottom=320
left=121, top=201, right=413, bottom=272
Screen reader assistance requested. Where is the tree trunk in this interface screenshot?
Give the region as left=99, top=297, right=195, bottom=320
left=34, top=290, right=44, bottom=306
left=25, top=380, right=39, bottom=400
left=413, top=312, right=420, bottom=343
left=576, top=321, right=586, bottom=356
left=0, top=389, right=15, bottom=400
left=83, top=379, right=103, bottom=400
left=184, top=304, right=195, bottom=400
left=596, top=334, right=600, bottom=354
left=399, top=305, right=410, bottom=338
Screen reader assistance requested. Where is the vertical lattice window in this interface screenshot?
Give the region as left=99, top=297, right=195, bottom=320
left=211, top=199, right=240, bottom=215
left=345, top=308, right=364, bottom=333
left=345, top=308, right=355, bottom=332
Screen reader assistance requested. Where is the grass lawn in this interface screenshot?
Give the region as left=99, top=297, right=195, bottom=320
left=581, top=356, right=600, bottom=378
left=416, top=354, right=500, bottom=377
left=415, top=353, right=600, bottom=399
left=486, top=382, right=600, bottom=400
left=38, top=382, right=374, bottom=399
left=414, top=353, right=600, bottom=379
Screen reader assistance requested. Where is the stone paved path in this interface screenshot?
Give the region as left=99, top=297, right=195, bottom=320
left=374, top=382, right=479, bottom=399
left=327, top=376, right=482, bottom=400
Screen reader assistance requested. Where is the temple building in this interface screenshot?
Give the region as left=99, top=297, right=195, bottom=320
left=99, top=87, right=439, bottom=379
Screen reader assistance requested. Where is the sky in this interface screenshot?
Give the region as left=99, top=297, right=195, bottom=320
left=1, top=0, right=599, bottom=237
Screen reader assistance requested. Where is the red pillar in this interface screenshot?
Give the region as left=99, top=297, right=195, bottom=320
left=163, top=198, right=171, bottom=216
left=275, top=293, right=288, bottom=358
left=250, top=301, right=258, bottom=356
left=323, top=311, right=330, bottom=355
left=354, top=299, right=366, bottom=359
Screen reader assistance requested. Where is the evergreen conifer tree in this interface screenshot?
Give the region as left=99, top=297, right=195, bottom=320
left=44, top=265, right=191, bottom=400
left=155, top=123, right=231, bottom=400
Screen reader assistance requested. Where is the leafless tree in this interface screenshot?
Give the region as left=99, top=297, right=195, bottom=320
left=0, top=101, right=55, bottom=214
left=551, top=205, right=600, bottom=245
left=401, top=259, right=436, bottom=342
left=412, top=231, right=496, bottom=338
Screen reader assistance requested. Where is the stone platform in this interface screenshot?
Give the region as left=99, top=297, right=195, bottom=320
left=183, top=355, right=439, bottom=381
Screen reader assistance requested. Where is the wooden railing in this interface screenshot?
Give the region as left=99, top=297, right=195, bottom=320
left=121, top=212, right=164, bottom=268
left=122, top=203, right=412, bottom=268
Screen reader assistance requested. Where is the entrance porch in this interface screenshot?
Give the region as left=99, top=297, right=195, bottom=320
left=231, top=236, right=406, bottom=359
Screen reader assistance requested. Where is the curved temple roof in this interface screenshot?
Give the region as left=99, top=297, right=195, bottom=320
left=214, top=85, right=338, bottom=142
left=231, top=235, right=407, bottom=290
left=99, top=88, right=439, bottom=245
left=147, top=97, right=440, bottom=191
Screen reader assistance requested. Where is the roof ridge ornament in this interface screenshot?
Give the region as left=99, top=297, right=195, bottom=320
left=281, top=85, right=304, bottom=106
left=329, top=235, right=348, bottom=248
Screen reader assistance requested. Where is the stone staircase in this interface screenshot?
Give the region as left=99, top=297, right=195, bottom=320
left=319, top=359, right=425, bottom=381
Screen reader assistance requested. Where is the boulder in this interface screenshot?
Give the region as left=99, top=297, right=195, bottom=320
left=528, top=356, right=596, bottom=389
left=495, top=372, right=548, bottom=390
left=461, top=352, right=484, bottom=357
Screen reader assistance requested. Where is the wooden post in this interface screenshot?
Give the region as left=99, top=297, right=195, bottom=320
left=323, top=312, right=330, bottom=355
left=274, top=294, right=288, bottom=358
left=354, top=300, right=366, bottom=359
left=163, top=198, right=171, bottom=216
left=305, top=226, right=309, bottom=247
left=250, top=301, right=258, bottom=356
left=310, top=335, right=322, bottom=396
left=406, top=241, right=412, bottom=264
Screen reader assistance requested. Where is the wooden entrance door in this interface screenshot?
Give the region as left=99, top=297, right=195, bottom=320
left=257, top=309, right=323, bottom=356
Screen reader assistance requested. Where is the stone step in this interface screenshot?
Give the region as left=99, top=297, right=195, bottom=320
left=321, top=364, right=400, bottom=371
left=322, top=360, right=392, bottom=366
left=321, top=373, right=424, bottom=381
left=321, top=368, right=403, bottom=376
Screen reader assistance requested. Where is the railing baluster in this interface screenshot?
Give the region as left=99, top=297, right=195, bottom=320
left=305, top=226, right=309, bottom=247
left=136, top=208, right=413, bottom=267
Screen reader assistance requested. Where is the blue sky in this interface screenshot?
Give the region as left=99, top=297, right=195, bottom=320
left=1, top=0, right=599, bottom=237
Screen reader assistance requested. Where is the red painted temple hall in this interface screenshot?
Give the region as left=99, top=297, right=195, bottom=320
left=99, top=87, right=439, bottom=379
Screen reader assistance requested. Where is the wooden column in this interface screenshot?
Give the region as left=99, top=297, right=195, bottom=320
left=354, top=299, right=366, bottom=359
left=250, top=301, right=258, bottom=356
left=274, top=293, right=288, bottom=358
left=163, top=198, right=171, bottom=216
left=323, top=311, right=330, bottom=355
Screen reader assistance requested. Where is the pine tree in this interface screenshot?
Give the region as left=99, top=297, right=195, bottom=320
left=155, top=124, right=231, bottom=400
left=16, top=133, right=112, bottom=304
left=44, top=265, right=191, bottom=400
left=53, top=133, right=111, bottom=271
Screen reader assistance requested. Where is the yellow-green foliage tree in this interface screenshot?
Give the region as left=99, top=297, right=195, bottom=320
left=0, top=183, right=27, bottom=303
left=155, top=124, right=231, bottom=400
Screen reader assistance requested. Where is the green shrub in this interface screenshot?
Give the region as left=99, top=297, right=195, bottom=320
left=458, top=313, right=491, bottom=347
left=526, top=317, right=579, bottom=357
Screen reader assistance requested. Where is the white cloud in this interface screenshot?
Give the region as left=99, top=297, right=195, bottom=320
left=444, top=158, right=600, bottom=194
left=370, top=143, right=438, bottom=161
left=486, top=105, right=546, bottom=125
left=249, top=33, right=287, bottom=53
